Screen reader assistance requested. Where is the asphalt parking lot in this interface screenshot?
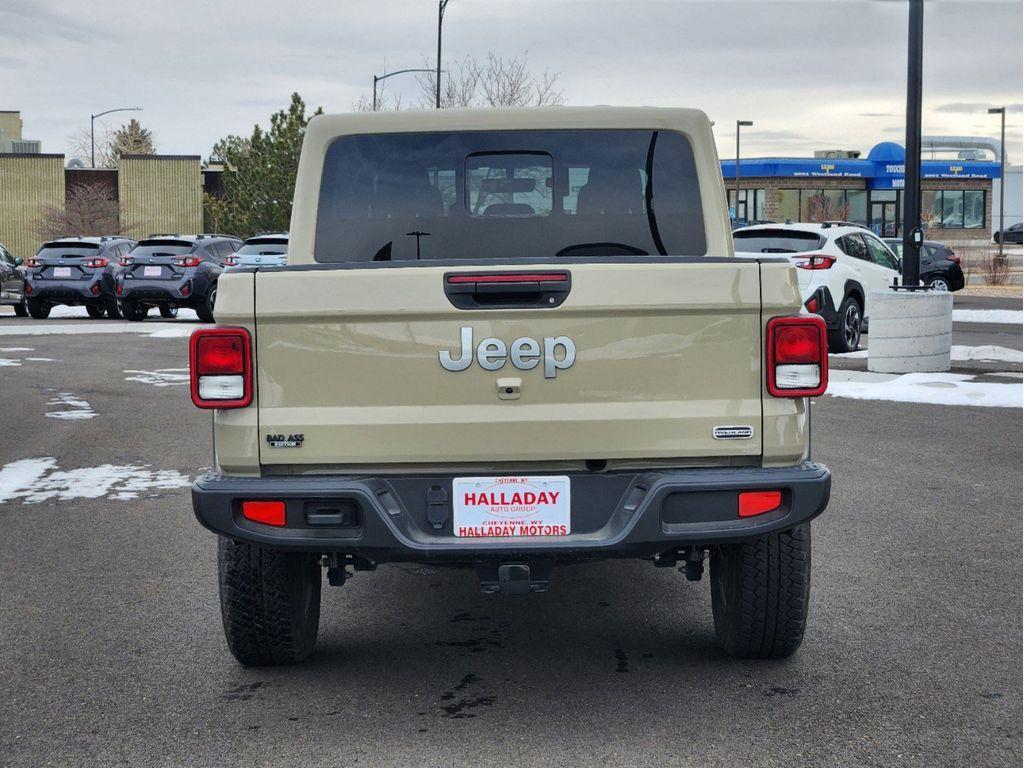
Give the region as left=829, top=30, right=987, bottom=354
left=1, top=301, right=1021, bottom=768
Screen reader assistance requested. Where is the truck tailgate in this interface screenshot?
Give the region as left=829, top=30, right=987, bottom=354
left=254, top=261, right=763, bottom=467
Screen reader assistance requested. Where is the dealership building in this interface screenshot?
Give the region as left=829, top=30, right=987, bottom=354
left=722, top=140, right=1008, bottom=245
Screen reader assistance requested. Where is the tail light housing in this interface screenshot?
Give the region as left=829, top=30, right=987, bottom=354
left=766, top=315, right=828, bottom=398
left=948, top=252, right=961, bottom=264
left=223, top=256, right=238, bottom=267
left=84, top=257, right=109, bottom=268
left=189, top=328, right=252, bottom=409
left=793, top=254, right=836, bottom=270
left=24, top=281, right=32, bottom=295
left=175, top=256, right=202, bottom=268
left=26, top=258, right=40, bottom=268
left=119, top=257, right=134, bottom=267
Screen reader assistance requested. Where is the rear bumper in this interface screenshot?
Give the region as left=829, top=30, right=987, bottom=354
left=26, top=276, right=111, bottom=302
left=192, top=462, right=831, bottom=562
left=119, top=276, right=200, bottom=304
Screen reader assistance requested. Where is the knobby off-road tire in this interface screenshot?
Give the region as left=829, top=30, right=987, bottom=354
left=217, top=536, right=322, bottom=666
left=710, top=523, right=811, bottom=660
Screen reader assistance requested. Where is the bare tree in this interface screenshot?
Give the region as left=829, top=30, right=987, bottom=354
left=806, top=193, right=849, bottom=223
left=416, top=52, right=564, bottom=109
left=34, top=183, right=133, bottom=240
left=67, top=126, right=115, bottom=168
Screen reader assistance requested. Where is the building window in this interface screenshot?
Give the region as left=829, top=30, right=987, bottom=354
left=847, top=190, right=867, bottom=224
left=728, top=188, right=767, bottom=223
left=941, top=190, right=964, bottom=228
left=784, top=188, right=868, bottom=224
left=778, top=189, right=800, bottom=222
left=964, top=190, right=985, bottom=229
left=923, top=189, right=985, bottom=230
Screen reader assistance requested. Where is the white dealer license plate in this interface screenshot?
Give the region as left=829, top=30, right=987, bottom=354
left=453, top=475, right=570, bottom=538
left=144, top=266, right=162, bottom=277
left=53, top=267, right=71, bottom=277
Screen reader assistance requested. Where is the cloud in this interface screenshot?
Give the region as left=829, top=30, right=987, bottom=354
left=859, top=112, right=896, bottom=118
left=0, top=1, right=105, bottom=44
left=936, top=102, right=1024, bottom=114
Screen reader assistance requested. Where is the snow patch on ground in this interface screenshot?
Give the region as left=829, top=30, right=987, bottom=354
left=0, top=322, right=208, bottom=337
left=0, top=347, right=33, bottom=352
left=24, top=357, right=56, bottom=362
left=952, top=309, right=1023, bottom=325
left=124, top=368, right=190, bottom=387
left=0, top=358, right=20, bottom=367
left=45, top=305, right=200, bottom=321
left=0, top=457, right=191, bottom=503
left=827, top=370, right=1022, bottom=408
left=45, top=392, right=97, bottom=420
left=147, top=327, right=195, bottom=338
left=831, top=344, right=1023, bottom=363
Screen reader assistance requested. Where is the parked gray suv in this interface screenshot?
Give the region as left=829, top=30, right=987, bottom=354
left=24, top=236, right=136, bottom=319
left=116, top=234, right=241, bottom=322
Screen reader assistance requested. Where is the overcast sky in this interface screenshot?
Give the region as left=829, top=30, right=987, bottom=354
left=2, top=0, right=1021, bottom=164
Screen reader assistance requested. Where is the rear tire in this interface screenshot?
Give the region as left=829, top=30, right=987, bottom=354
left=119, top=299, right=148, bottom=321
left=159, top=305, right=179, bottom=319
left=710, top=524, right=811, bottom=660
left=218, top=537, right=322, bottom=666
left=827, top=296, right=862, bottom=353
left=926, top=274, right=951, bottom=292
left=86, top=303, right=106, bottom=319
left=25, top=297, right=50, bottom=319
left=13, top=300, right=27, bottom=317
left=196, top=285, right=217, bottom=323
left=106, top=299, right=122, bottom=319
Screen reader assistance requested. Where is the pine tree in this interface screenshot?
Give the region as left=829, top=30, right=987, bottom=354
left=111, top=119, right=156, bottom=157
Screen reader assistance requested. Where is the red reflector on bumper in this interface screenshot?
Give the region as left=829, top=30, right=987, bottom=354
left=241, top=500, right=286, bottom=527
left=738, top=490, right=783, bottom=518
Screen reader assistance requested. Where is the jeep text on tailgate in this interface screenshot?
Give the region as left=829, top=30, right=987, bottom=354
left=190, top=107, right=831, bottom=666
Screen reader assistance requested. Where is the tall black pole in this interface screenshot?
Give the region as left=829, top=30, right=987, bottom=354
left=991, top=107, right=1006, bottom=259
left=436, top=0, right=449, bottom=109
left=372, top=76, right=379, bottom=112
left=90, top=114, right=95, bottom=168
left=901, top=0, right=924, bottom=287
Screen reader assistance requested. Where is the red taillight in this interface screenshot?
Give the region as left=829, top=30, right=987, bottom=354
left=241, top=500, right=286, bottom=527
left=175, top=256, right=202, bottom=268
left=90, top=284, right=101, bottom=296
left=116, top=284, right=123, bottom=296
left=119, top=257, right=134, bottom=267
left=446, top=272, right=568, bottom=284
left=805, top=296, right=820, bottom=313
left=738, top=490, right=783, bottom=518
left=948, top=252, right=961, bottom=264
left=794, top=255, right=836, bottom=270
left=224, top=256, right=238, bottom=267
left=84, top=257, right=109, bottom=268
left=189, top=327, right=252, bottom=409
left=766, top=315, right=828, bottom=398
left=26, top=258, right=40, bottom=268
left=24, top=281, right=32, bottom=295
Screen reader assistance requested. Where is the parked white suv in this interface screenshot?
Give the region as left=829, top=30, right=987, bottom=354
left=733, top=222, right=901, bottom=353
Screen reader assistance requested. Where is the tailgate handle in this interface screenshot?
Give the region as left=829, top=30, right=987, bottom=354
left=444, top=271, right=571, bottom=310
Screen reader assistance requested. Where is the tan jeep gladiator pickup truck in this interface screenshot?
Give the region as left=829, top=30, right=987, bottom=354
left=190, top=107, right=831, bottom=666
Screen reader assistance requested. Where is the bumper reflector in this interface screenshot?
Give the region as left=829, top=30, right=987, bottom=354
left=242, top=500, right=286, bottom=527
left=197, top=374, right=245, bottom=400
left=738, top=490, right=783, bottom=518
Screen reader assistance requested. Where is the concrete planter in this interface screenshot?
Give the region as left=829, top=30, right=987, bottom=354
left=867, top=290, right=953, bottom=373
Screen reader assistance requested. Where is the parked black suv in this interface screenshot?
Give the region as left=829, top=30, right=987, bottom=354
left=883, top=238, right=966, bottom=292
left=24, top=237, right=136, bottom=319
left=1, top=241, right=28, bottom=316
left=116, top=234, right=242, bottom=322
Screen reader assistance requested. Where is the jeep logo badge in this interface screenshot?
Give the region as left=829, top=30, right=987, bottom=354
left=439, top=327, right=576, bottom=379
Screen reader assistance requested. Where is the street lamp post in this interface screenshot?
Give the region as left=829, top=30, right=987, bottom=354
left=901, top=0, right=924, bottom=287
left=372, top=68, right=438, bottom=111
left=436, top=0, right=451, bottom=109
left=735, top=120, right=753, bottom=225
left=988, top=106, right=1006, bottom=260
left=90, top=106, right=142, bottom=168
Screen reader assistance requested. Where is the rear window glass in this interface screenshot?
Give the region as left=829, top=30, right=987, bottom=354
left=238, top=239, right=288, bottom=255
left=37, top=243, right=101, bottom=258
left=130, top=240, right=194, bottom=257
left=733, top=229, right=824, bottom=253
left=314, top=129, right=706, bottom=262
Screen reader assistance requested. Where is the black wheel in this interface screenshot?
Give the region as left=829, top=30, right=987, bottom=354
left=86, top=303, right=106, bottom=319
left=710, top=524, right=811, bottom=660
left=106, top=299, right=122, bottom=319
left=217, top=537, right=321, bottom=666
left=827, top=296, right=862, bottom=353
left=926, top=274, right=951, bottom=292
left=196, top=284, right=217, bottom=323
left=25, top=297, right=50, bottom=319
left=159, top=305, right=179, bottom=319
left=13, top=300, right=27, bottom=317
left=119, top=299, right=148, bottom=321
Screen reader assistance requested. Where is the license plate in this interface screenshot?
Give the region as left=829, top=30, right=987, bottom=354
left=453, top=475, right=570, bottom=537
left=143, top=266, right=162, bottom=277
left=53, top=267, right=71, bottom=278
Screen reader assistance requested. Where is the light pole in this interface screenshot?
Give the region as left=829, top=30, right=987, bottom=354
left=436, top=0, right=451, bottom=108
left=373, top=68, right=437, bottom=111
left=988, top=106, right=1006, bottom=260
left=735, top=120, right=753, bottom=224
left=90, top=106, right=141, bottom=168
left=901, top=0, right=923, bottom=287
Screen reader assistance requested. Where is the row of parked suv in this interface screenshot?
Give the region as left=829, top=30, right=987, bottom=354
left=0, top=233, right=288, bottom=321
